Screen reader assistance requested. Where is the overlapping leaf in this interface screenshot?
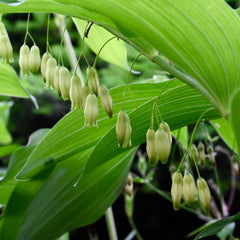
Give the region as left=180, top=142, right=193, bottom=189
left=16, top=80, right=220, bottom=180
left=73, top=18, right=129, bottom=70
left=1, top=0, right=239, bottom=116
left=0, top=63, right=28, bottom=98
left=230, top=88, right=240, bottom=154
left=0, top=80, right=220, bottom=239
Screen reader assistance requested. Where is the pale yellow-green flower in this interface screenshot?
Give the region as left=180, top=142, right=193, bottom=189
left=197, top=178, right=211, bottom=212
left=84, top=93, right=98, bottom=127
left=183, top=173, right=196, bottom=205
left=171, top=172, right=183, bottom=211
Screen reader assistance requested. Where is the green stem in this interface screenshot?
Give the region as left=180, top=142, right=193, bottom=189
left=214, top=166, right=224, bottom=216
left=46, top=13, right=50, bottom=52
left=27, top=32, right=36, bottom=45
left=93, top=36, right=117, bottom=68
left=0, top=14, right=2, bottom=22
left=79, top=21, right=91, bottom=68
left=24, top=13, right=30, bottom=44
left=58, top=17, right=71, bottom=66
left=128, top=216, right=143, bottom=240
left=105, top=207, right=118, bottom=240
left=122, top=53, right=142, bottom=110
left=150, top=55, right=225, bottom=117
left=150, top=80, right=172, bottom=128
left=147, top=182, right=210, bottom=217
left=178, top=108, right=214, bottom=173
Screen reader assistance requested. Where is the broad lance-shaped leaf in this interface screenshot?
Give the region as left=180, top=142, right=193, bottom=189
left=1, top=0, right=239, bottom=116
left=211, top=118, right=238, bottom=154
left=0, top=63, right=28, bottom=98
left=0, top=101, right=13, bottom=144
left=73, top=18, right=130, bottom=71
left=230, top=88, right=240, bottom=155
left=194, top=212, right=240, bottom=240
left=0, top=129, right=50, bottom=205
left=16, top=80, right=220, bottom=180
left=1, top=146, right=137, bottom=240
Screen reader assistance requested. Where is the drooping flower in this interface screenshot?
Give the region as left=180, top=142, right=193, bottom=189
left=183, top=173, right=196, bottom=205
left=82, top=86, right=91, bottom=109
left=84, top=93, right=98, bottom=127
left=86, top=66, right=99, bottom=95
left=146, top=128, right=157, bottom=166
left=19, top=44, right=30, bottom=76
left=59, top=66, right=71, bottom=100
left=98, top=85, right=113, bottom=118
left=41, top=52, right=52, bottom=80
left=171, top=172, right=183, bottom=211
left=0, top=22, right=13, bottom=63
left=155, top=121, right=172, bottom=164
left=53, top=65, right=61, bottom=96
left=45, top=57, right=57, bottom=88
left=70, top=75, right=83, bottom=110
left=197, top=178, right=211, bottom=212
left=0, top=34, right=13, bottom=63
left=29, top=45, right=41, bottom=74
left=116, top=111, right=132, bottom=148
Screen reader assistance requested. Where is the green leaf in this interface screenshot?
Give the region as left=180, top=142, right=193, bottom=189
left=1, top=128, right=50, bottom=183
left=1, top=0, right=239, bottom=115
left=73, top=18, right=129, bottom=70
left=194, top=212, right=240, bottom=240
left=230, top=88, right=240, bottom=155
left=0, top=101, right=13, bottom=144
left=172, top=126, right=188, bottom=150
left=0, top=144, right=20, bottom=159
left=211, top=118, right=238, bottom=153
left=0, top=63, right=28, bottom=98
left=217, top=222, right=235, bottom=239
left=0, top=167, right=55, bottom=240
left=1, top=147, right=136, bottom=240
left=0, top=118, right=11, bottom=144
left=16, top=80, right=220, bottom=180
left=57, top=233, right=70, bottom=240
left=0, top=0, right=23, bottom=5
left=0, top=129, right=50, bottom=205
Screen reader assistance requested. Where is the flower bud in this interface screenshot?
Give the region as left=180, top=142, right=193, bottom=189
left=183, top=173, right=196, bottom=205
left=116, top=111, right=132, bottom=148
left=171, top=172, right=183, bottom=211
left=190, top=144, right=199, bottom=160
left=19, top=44, right=30, bottom=76
left=124, top=174, right=134, bottom=197
left=160, top=121, right=172, bottom=144
left=84, top=93, right=98, bottom=127
left=155, top=128, right=171, bottom=164
left=41, top=52, right=52, bottom=80
left=53, top=65, right=61, bottom=96
left=70, top=75, right=83, bottom=110
left=198, top=142, right=205, bottom=165
left=207, top=146, right=216, bottom=166
left=0, top=22, right=7, bottom=35
left=29, top=45, right=41, bottom=74
left=82, top=86, right=91, bottom=109
left=146, top=128, right=157, bottom=166
left=45, top=57, right=57, bottom=88
left=98, top=85, right=113, bottom=118
left=197, top=178, right=211, bottom=212
left=86, top=66, right=99, bottom=95
left=0, top=34, right=14, bottom=63
left=232, top=154, right=239, bottom=175
left=59, top=66, right=71, bottom=100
